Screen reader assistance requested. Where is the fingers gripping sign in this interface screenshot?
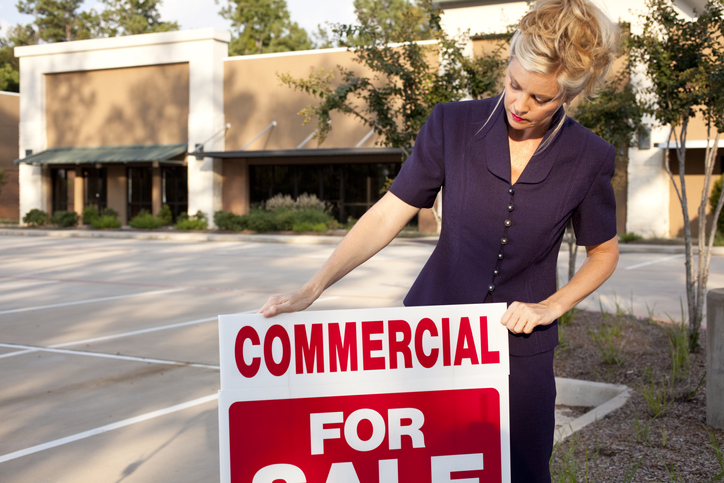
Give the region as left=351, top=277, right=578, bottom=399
left=500, top=301, right=557, bottom=335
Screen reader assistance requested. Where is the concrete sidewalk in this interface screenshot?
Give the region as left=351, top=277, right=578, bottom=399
left=2, top=227, right=723, bottom=255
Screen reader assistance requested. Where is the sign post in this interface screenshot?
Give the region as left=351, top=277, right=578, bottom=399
left=219, top=303, right=510, bottom=483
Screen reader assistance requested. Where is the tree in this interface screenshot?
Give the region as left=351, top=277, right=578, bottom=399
left=98, top=0, right=178, bottom=36
left=16, top=0, right=100, bottom=42
left=218, top=0, right=312, bottom=55
left=279, top=0, right=506, bottom=157
left=0, top=23, right=39, bottom=92
left=570, top=27, right=646, bottom=283
left=351, top=0, right=434, bottom=44
left=630, top=0, right=724, bottom=348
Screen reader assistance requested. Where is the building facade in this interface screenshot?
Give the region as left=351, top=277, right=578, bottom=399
left=8, top=0, right=722, bottom=236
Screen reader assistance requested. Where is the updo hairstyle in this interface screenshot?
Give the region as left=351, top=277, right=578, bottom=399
left=510, top=0, right=620, bottom=101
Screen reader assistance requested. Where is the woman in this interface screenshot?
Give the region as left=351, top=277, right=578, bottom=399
left=260, top=0, right=620, bottom=480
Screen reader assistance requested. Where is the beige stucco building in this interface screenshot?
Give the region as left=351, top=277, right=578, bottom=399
left=5, top=0, right=722, bottom=237
left=11, top=29, right=407, bottom=228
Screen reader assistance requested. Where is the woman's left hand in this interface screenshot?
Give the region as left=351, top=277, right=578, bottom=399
left=500, top=301, right=558, bottom=335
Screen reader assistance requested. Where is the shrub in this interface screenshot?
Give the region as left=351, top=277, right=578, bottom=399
left=158, top=204, right=173, bottom=225
left=241, top=209, right=276, bottom=233
left=620, top=232, right=643, bottom=243
left=82, top=206, right=100, bottom=224
left=102, top=207, right=119, bottom=219
left=175, top=210, right=208, bottom=230
left=91, top=215, right=122, bottom=229
left=214, top=210, right=245, bottom=231
left=129, top=210, right=166, bottom=229
left=264, top=192, right=329, bottom=212
left=292, top=221, right=329, bottom=233
left=51, top=210, right=79, bottom=227
left=23, top=209, right=50, bottom=227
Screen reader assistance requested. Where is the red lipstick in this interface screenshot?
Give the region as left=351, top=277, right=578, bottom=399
left=511, top=112, right=525, bottom=123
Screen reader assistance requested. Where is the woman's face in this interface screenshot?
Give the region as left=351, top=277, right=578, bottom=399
left=503, top=57, right=565, bottom=139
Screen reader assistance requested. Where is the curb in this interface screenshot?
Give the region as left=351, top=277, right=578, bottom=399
left=0, top=228, right=435, bottom=246
left=1, top=228, right=723, bottom=254
left=554, top=377, right=631, bottom=442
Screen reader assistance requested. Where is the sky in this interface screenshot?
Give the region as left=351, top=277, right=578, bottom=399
left=0, top=0, right=357, bottom=39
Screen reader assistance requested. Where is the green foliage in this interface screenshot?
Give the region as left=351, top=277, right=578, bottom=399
left=51, top=210, right=79, bottom=227
left=635, top=367, right=671, bottom=418
left=630, top=0, right=724, bottom=351
left=85, top=207, right=121, bottom=228
left=349, top=0, right=434, bottom=45
left=98, top=0, right=178, bottom=36
left=129, top=209, right=165, bottom=229
left=620, top=232, right=643, bottom=243
left=218, top=0, right=312, bottom=55
left=242, top=209, right=276, bottom=232
left=666, top=321, right=691, bottom=382
left=558, top=307, right=578, bottom=326
left=279, top=0, right=506, bottom=156
left=214, top=193, right=338, bottom=233
left=22, top=208, right=50, bottom=227
left=82, top=206, right=100, bottom=224
left=157, top=204, right=173, bottom=225
left=91, top=215, right=122, bottom=229
left=710, top=177, right=724, bottom=235
left=16, top=0, right=100, bottom=42
left=175, top=210, right=208, bottom=230
left=214, top=210, right=246, bottom=231
left=573, top=69, right=645, bottom=159
left=0, top=23, right=38, bottom=92
left=631, top=0, right=724, bottom=130
left=705, top=425, right=724, bottom=480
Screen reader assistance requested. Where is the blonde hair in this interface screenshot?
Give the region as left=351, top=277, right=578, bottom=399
left=510, top=0, right=619, bottom=101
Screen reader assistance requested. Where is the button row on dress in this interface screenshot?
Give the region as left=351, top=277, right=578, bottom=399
left=488, top=184, right=515, bottom=294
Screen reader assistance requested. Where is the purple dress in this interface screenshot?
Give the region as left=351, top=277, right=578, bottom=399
left=390, top=96, right=616, bottom=481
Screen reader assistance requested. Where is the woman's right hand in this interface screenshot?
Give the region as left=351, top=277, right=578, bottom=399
left=258, top=286, right=318, bottom=318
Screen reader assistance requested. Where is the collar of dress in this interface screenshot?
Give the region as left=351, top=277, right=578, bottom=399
left=475, top=94, right=567, bottom=185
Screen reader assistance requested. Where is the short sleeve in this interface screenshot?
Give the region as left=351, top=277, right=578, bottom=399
left=389, top=104, right=445, bottom=209
left=572, top=142, right=617, bottom=246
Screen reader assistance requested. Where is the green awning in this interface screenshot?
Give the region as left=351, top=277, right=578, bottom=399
left=15, top=143, right=189, bottom=166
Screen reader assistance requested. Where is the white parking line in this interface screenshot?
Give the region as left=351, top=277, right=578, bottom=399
left=0, top=393, right=219, bottom=464
left=624, top=254, right=684, bottom=270
left=0, top=288, right=187, bottom=315
left=0, top=343, right=220, bottom=369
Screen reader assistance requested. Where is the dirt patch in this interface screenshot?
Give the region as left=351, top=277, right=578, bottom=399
left=551, top=310, right=723, bottom=481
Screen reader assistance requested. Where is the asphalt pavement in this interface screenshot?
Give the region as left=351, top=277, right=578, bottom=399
left=0, top=232, right=722, bottom=482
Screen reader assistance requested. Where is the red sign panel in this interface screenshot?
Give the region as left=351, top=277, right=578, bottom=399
left=229, top=388, right=502, bottom=483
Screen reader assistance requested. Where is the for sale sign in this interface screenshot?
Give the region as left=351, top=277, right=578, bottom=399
left=218, top=303, right=510, bottom=483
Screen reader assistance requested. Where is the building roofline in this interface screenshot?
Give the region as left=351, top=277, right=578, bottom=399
left=14, top=28, right=231, bottom=58
left=204, top=147, right=404, bottom=159
left=225, top=39, right=438, bottom=62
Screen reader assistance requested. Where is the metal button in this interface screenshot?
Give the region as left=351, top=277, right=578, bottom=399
left=504, top=219, right=511, bottom=227
left=493, top=268, right=500, bottom=276
left=501, top=237, right=508, bottom=245
left=497, top=252, right=504, bottom=260
left=488, top=284, right=495, bottom=292
left=508, top=186, right=515, bottom=195
left=507, top=204, right=514, bottom=212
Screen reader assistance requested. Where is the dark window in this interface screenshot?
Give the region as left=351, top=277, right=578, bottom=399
left=51, top=168, right=68, bottom=213
left=163, top=166, right=188, bottom=221
left=127, top=166, right=153, bottom=219
left=249, top=162, right=401, bottom=222
left=83, top=168, right=107, bottom=215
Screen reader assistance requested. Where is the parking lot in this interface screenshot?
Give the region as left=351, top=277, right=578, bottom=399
left=0, top=234, right=722, bottom=482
